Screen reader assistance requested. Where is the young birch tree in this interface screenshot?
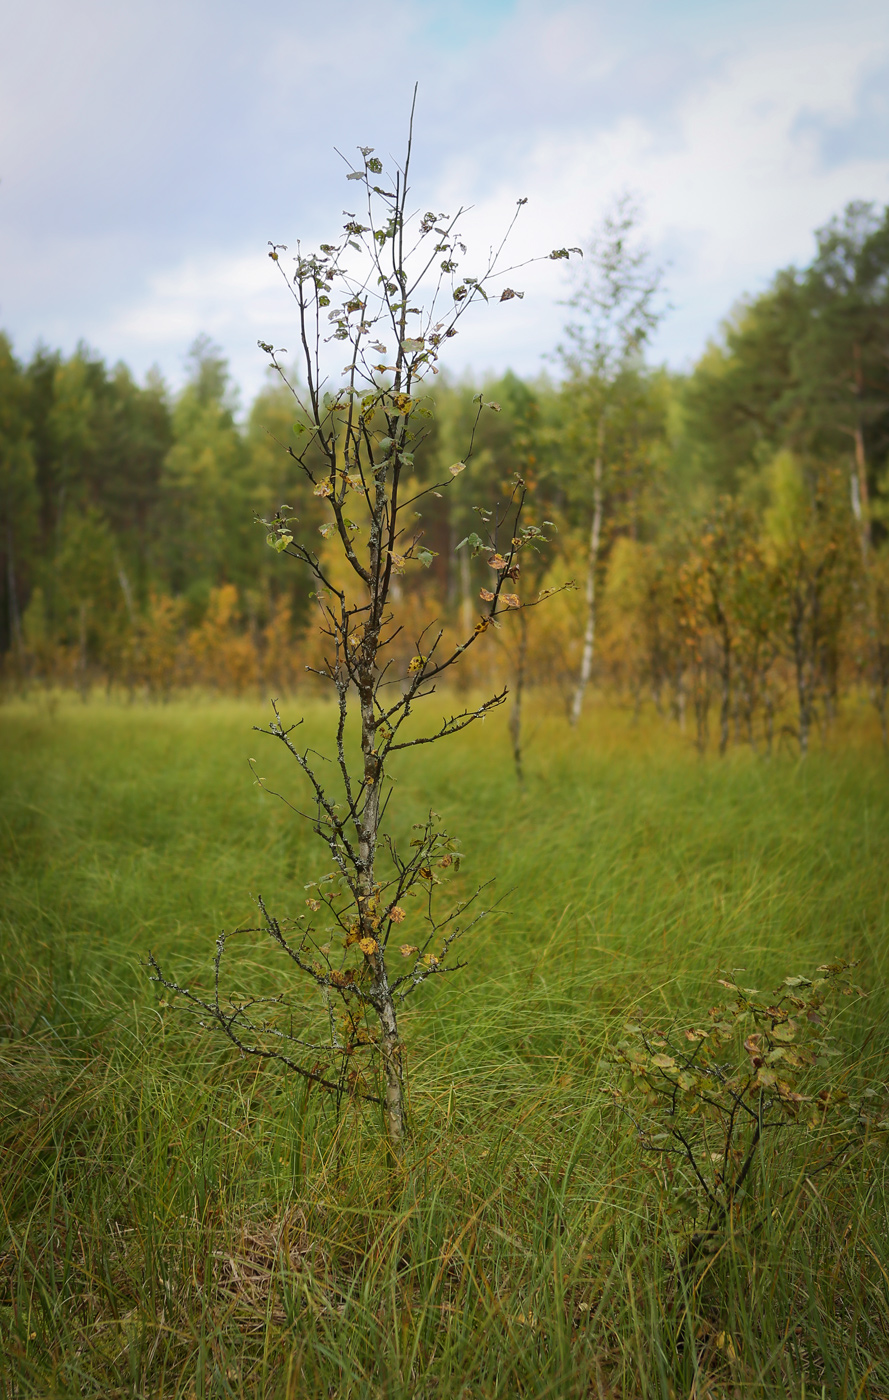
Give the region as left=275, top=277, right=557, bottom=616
left=558, top=197, right=665, bottom=727
left=148, top=103, right=575, bottom=1156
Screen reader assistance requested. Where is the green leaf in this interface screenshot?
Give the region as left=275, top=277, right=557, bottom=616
left=274, top=534, right=293, bottom=553
left=417, top=548, right=437, bottom=568
left=456, top=532, right=485, bottom=554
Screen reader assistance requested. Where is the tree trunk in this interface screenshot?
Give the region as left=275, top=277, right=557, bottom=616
left=851, top=345, right=871, bottom=559
left=78, top=601, right=89, bottom=701
left=694, top=671, right=709, bottom=755
left=791, top=598, right=812, bottom=758
left=358, top=640, right=405, bottom=1154
left=459, top=545, right=472, bottom=640
left=873, top=635, right=889, bottom=751
left=6, top=525, right=23, bottom=659
left=718, top=625, right=731, bottom=756
left=509, top=609, right=528, bottom=786
left=570, top=417, right=604, bottom=728
left=672, top=662, right=686, bottom=732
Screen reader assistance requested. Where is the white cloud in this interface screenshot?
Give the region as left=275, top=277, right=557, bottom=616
left=1, top=0, right=887, bottom=396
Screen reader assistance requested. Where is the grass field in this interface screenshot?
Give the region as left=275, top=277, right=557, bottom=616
left=1, top=693, right=887, bottom=1399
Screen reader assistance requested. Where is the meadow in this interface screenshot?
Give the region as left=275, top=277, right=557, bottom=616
left=1, top=693, right=887, bottom=1399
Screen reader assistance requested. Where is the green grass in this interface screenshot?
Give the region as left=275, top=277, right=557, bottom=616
left=1, top=693, right=887, bottom=1398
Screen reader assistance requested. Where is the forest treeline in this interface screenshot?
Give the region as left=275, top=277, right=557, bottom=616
left=2, top=200, right=889, bottom=751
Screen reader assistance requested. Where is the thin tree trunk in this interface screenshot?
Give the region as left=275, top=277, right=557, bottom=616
left=570, top=417, right=604, bottom=728
left=78, top=601, right=89, bottom=701
left=874, top=638, right=889, bottom=751
left=459, top=546, right=472, bottom=640
left=356, top=426, right=407, bottom=1150
left=446, top=510, right=458, bottom=613
left=791, top=599, right=812, bottom=758
left=509, top=609, right=528, bottom=786
left=115, top=554, right=136, bottom=624
left=6, top=525, right=23, bottom=659
left=851, top=345, right=871, bottom=558
left=694, top=671, right=709, bottom=755
left=357, top=662, right=406, bottom=1153
left=718, top=624, right=731, bottom=756
left=671, top=661, right=687, bottom=732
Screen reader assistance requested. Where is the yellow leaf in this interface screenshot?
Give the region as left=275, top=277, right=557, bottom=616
left=388, top=906, right=406, bottom=923
left=306, top=898, right=321, bottom=912
left=716, top=1332, right=737, bottom=1361
left=313, top=480, right=333, bottom=497
left=479, top=587, right=495, bottom=601
left=358, top=937, right=378, bottom=955
left=449, top=462, right=466, bottom=476
left=400, top=944, right=418, bottom=957
left=502, top=593, right=521, bottom=609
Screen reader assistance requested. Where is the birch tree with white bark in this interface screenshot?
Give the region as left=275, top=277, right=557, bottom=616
left=559, top=197, right=665, bottom=727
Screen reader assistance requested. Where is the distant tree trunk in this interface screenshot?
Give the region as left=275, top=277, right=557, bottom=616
left=78, top=601, right=89, bottom=701
left=851, top=344, right=871, bottom=559
left=509, top=609, right=528, bottom=786
left=459, top=546, right=472, bottom=639
left=718, top=621, right=731, bottom=756
left=6, top=525, right=23, bottom=659
left=790, top=584, right=817, bottom=757
left=115, top=554, right=136, bottom=625
left=446, top=513, right=458, bottom=613
left=570, top=416, right=604, bottom=728
left=671, top=661, right=686, bottom=732
left=693, top=666, right=710, bottom=755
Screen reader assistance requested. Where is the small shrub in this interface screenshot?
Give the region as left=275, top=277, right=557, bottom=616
left=608, top=960, right=884, bottom=1259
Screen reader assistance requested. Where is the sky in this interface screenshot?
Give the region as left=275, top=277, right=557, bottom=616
left=1, top=0, right=888, bottom=406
